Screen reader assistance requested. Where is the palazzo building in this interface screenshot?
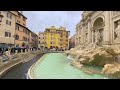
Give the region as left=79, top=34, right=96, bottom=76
left=44, top=26, right=70, bottom=50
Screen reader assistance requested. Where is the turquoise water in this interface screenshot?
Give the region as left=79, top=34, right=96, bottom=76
left=31, top=53, right=107, bottom=79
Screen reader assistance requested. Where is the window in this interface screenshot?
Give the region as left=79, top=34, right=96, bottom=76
left=5, top=32, right=8, bottom=37
left=25, top=29, right=27, bottom=34
left=60, top=39, right=62, bottom=41
left=15, top=35, right=19, bottom=40
left=9, top=32, right=11, bottom=37
left=43, top=37, right=44, bottom=39
left=16, top=25, right=19, bottom=30
left=50, top=42, right=52, bottom=44
left=5, top=32, right=11, bottom=37
left=10, top=14, right=12, bottom=19
left=39, top=41, right=40, bottom=44
left=25, top=38, right=27, bottom=41
left=7, top=13, right=9, bottom=17
left=39, top=37, right=40, bottom=39
left=17, top=20, right=20, bottom=23
left=23, top=37, right=27, bottom=41
left=18, top=14, right=21, bottom=18
left=46, top=29, right=50, bottom=32
left=6, top=20, right=11, bottom=25
left=6, top=20, right=8, bottom=24
left=7, top=12, right=12, bottom=19
left=10, top=21, right=11, bottom=25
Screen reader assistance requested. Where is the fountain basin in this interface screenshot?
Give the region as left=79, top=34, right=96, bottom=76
left=28, top=53, right=108, bottom=79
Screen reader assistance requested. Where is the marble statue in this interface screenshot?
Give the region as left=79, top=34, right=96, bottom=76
left=95, top=31, right=101, bottom=44
left=115, top=21, right=120, bottom=40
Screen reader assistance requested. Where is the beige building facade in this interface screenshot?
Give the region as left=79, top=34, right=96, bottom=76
left=0, top=11, right=16, bottom=47
left=29, top=31, right=38, bottom=48
left=70, top=34, right=75, bottom=49
left=0, top=11, right=38, bottom=49
left=38, top=32, right=45, bottom=50
left=76, top=11, right=120, bottom=47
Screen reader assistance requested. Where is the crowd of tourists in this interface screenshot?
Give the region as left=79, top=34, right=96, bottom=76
left=0, top=46, right=39, bottom=56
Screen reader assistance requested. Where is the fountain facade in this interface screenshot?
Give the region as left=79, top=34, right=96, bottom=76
left=66, top=11, right=120, bottom=78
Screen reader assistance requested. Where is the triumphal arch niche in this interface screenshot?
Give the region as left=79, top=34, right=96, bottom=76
left=92, top=17, right=104, bottom=45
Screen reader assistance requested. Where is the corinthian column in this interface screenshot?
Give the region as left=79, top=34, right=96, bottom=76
left=104, top=11, right=110, bottom=44
left=88, top=21, right=92, bottom=43
left=82, top=25, right=85, bottom=44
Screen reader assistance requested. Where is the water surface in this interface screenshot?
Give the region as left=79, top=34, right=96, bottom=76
left=31, top=53, right=107, bottom=79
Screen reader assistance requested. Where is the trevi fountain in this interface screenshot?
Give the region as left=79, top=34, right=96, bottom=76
left=65, top=11, right=120, bottom=79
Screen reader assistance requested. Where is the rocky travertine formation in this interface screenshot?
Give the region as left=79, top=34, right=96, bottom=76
left=66, top=43, right=117, bottom=66
left=70, top=60, right=83, bottom=69
left=102, top=63, right=120, bottom=78
left=65, top=43, right=120, bottom=78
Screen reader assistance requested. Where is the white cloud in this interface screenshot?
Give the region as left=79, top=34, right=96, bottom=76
left=23, top=11, right=83, bottom=37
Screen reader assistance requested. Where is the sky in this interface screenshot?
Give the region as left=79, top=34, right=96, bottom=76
left=23, top=11, right=83, bottom=38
